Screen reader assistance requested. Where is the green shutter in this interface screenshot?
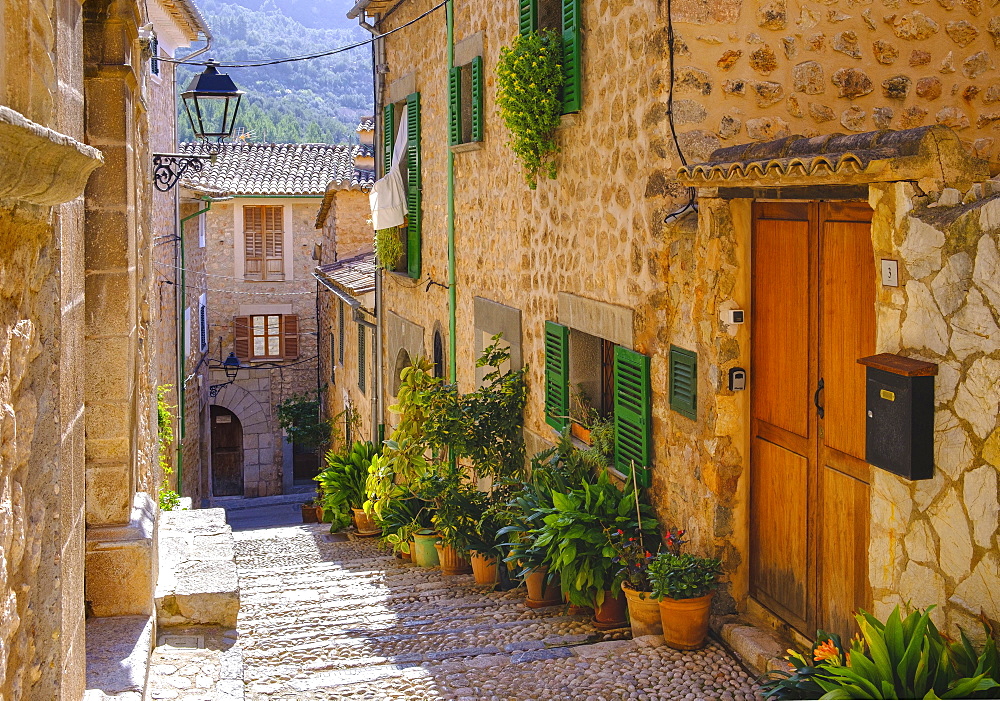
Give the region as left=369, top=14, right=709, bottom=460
left=406, top=92, right=421, bottom=279
left=358, top=324, right=366, bottom=393
left=614, top=346, right=652, bottom=487
left=561, top=0, right=582, bottom=113
left=518, top=0, right=537, bottom=36
left=382, top=102, right=394, bottom=177
left=544, top=321, right=570, bottom=431
left=449, top=66, right=462, bottom=146
left=669, top=345, right=697, bottom=420
left=471, top=56, right=484, bottom=142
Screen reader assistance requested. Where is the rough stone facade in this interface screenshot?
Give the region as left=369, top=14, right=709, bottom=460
left=369, top=0, right=1000, bottom=658
left=199, top=198, right=321, bottom=499
left=0, top=0, right=204, bottom=696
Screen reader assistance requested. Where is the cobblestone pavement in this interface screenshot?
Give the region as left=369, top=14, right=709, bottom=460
left=223, top=522, right=763, bottom=701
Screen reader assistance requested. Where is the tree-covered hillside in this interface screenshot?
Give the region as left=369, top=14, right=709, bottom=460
left=177, top=0, right=372, bottom=144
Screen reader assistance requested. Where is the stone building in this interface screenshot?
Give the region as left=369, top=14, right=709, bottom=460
left=1, top=0, right=207, bottom=696
left=178, top=141, right=369, bottom=500
left=352, top=0, right=1000, bottom=669
left=315, top=119, right=379, bottom=445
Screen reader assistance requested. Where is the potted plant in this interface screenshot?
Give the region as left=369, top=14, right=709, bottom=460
left=569, top=384, right=600, bottom=445
left=498, top=489, right=561, bottom=607
left=315, top=440, right=379, bottom=533
left=647, top=538, right=722, bottom=650
left=534, top=470, right=659, bottom=628
left=610, top=526, right=664, bottom=638
left=300, top=499, right=320, bottom=523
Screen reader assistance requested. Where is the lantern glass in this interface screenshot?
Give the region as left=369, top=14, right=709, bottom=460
left=223, top=352, right=241, bottom=380
left=181, top=61, right=244, bottom=142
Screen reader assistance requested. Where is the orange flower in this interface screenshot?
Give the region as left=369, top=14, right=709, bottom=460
left=813, top=639, right=840, bottom=663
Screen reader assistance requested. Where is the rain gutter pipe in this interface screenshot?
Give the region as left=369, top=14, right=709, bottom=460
left=446, top=0, right=456, bottom=385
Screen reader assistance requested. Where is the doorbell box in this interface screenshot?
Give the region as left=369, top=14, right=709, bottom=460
left=722, top=309, right=745, bottom=325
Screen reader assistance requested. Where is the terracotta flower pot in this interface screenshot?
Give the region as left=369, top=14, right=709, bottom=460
left=593, top=589, right=628, bottom=630
left=470, top=552, right=499, bottom=585
left=301, top=503, right=319, bottom=523
left=658, top=591, right=714, bottom=650
left=570, top=421, right=592, bottom=445
left=621, top=582, right=663, bottom=637
left=435, top=542, right=472, bottom=575
left=412, top=530, right=441, bottom=567
left=524, top=567, right=562, bottom=608
left=351, top=508, right=381, bottom=537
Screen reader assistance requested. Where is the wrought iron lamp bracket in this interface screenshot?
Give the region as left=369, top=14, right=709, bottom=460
left=208, top=380, right=232, bottom=398
left=152, top=152, right=211, bottom=192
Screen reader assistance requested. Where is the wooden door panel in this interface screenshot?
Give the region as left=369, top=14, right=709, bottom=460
left=752, top=216, right=812, bottom=439
left=821, top=211, right=875, bottom=463
left=817, top=465, right=871, bottom=637
left=751, top=437, right=809, bottom=623
left=211, top=407, right=244, bottom=497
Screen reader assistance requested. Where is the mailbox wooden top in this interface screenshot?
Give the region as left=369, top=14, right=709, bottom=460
left=857, top=353, right=938, bottom=377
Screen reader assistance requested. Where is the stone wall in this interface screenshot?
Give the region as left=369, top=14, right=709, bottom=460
left=201, top=199, right=321, bottom=498
left=866, top=181, right=1000, bottom=641
left=667, top=0, right=1000, bottom=170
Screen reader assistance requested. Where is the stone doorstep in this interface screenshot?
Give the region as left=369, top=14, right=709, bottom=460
left=716, top=617, right=791, bottom=678
left=212, top=490, right=316, bottom=511
left=85, top=615, right=154, bottom=699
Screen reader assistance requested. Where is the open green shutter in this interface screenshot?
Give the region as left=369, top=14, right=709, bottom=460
left=448, top=66, right=462, bottom=146
left=382, top=103, right=394, bottom=177
left=614, top=346, right=652, bottom=486
left=406, top=92, right=421, bottom=279
left=518, top=0, right=537, bottom=36
left=471, top=56, right=484, bottom=142
left=669, top=345, right=697, bottom=420
left=561, top=0, right=582, bottom=113
left=544, top=321, right=569, bottom=431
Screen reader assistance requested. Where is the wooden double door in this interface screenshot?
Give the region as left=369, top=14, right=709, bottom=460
left=211, top=406, right=244, bottom=497
left=750, top=201, right=875, bottom=638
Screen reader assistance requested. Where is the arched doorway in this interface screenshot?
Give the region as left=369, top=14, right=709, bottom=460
left=211, top=406, right=244, bottom=497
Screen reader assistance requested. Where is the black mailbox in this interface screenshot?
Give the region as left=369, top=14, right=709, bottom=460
left=858, top=354, right=937, bottom=481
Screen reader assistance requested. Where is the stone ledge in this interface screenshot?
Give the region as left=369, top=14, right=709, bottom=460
left=85, top=493, right=157, bottom=618
left=0, top=105, right=104, bottom=205
left=156, top=508, right=240, bottom=628
left=84, top=615, right=153, bottom=699
left=718, top=620, right=789, bottom=677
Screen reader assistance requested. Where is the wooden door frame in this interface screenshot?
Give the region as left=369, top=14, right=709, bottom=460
left=209, top=405, right=245, bottom=499
left=748, top=198, right=874, bottom=637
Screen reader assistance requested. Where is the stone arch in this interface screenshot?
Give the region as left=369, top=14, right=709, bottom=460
left=391, top=348, right=412, bottom=397
left=211, top=383, right=271, bottom=497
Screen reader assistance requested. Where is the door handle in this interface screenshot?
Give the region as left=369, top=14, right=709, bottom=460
left=814, top=378, right=825, bottom=419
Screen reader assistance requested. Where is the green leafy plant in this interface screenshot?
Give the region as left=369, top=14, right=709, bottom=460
left=647, top=550, right=722, bottom=601
left=276, top=391, right=330, bottom=452
left=374, top=226, right=404, bottom=270
left=496, top=29, right=564, bottom=188
left=811, top=607, right=1000, bottom=700
left=315, top=441, right=379, bottom=530
left=580, top=415, right=615, bottom=469
left=156, top=385, right=183, bottom=511
left=533, top=470, right=658, bottom=608
left=759, top=632, right=846, bottom=700
left=377, top=495, right=433, bottom=555
left=570, top=384, right=600, bottom=429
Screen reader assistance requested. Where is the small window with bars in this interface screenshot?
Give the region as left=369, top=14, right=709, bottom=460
left=357, top=324, right=366, bottom=394
left=150, top=37, right=160, bottom=76
left=198, top=294, right=208, bottom=353
left=338, top=300, right=346, bottom=365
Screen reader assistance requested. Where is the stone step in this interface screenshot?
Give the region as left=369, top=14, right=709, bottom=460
left=84, top=615, right=154, bottom=700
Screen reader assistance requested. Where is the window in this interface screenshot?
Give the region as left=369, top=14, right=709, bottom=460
left=198, top=293, right=208, bottom=353
left=544, top=320, right=652, bottom=485
left=233, top=314, right=299, bottom=361
left=519, top=0, right=583, bottom=113
left=433, top=330, right=446, bottom=379
left=669, top=346, right=697, bottom=420
left=184, top=307, right=192, bottom=358
left=358, top=324, right=366, bottom=393
left=382, top=93, right=421, bottom=279
left=243, top=205, right=284, bottom=281
left=330, top=333, right=336, bottom=381
left=198, top=213, right=206, bottom=248
left=150, top=37, right=160, bottom=76
left=338, top=300, right=345, bottom=365
left=449, top=57, right=484, bottom=146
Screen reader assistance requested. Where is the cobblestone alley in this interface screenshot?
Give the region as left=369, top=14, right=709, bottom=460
left=150, top=509, right=763, bottom=701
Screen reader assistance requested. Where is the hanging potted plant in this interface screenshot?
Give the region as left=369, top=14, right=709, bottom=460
left=647, top=540, right=722, bottom=650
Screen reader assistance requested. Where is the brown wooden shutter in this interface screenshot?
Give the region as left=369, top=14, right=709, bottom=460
left=283, top=314, right=299, bottom=360
left=244, top=206, right=263, bottom=280
left=234, top=316, right=250, bottom=360
left=264, top=205, right=284, bottom=281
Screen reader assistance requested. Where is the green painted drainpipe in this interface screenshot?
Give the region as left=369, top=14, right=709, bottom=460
left=446, top=0, right=456, bottom=384
left=176, top=198, right=212, bottom=497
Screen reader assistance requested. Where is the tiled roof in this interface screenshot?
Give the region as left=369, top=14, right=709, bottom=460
left=676, top=125, right=987, bottom=189
left=178, top=142, right=373, bottom=196
left=357, top=118, right=375, bottom=132
left=315, top=253, right=376, bottom=300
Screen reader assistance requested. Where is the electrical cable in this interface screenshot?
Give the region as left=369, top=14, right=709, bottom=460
left=164, top=0, right=449, bottom=68
left=664, top=0, right=698, bottom=224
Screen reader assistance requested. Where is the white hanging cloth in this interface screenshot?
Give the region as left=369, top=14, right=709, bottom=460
left=369, top=111, right=409, bottom=230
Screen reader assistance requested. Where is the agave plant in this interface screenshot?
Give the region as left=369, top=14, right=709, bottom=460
left=315, top=441, right=378, bottom=530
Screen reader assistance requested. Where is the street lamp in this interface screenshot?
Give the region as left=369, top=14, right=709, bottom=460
left=209, top=352, right=243, bottom=397
left=153, top=60, right=245, bottom=192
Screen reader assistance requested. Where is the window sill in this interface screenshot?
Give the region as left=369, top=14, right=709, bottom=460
left=557, top=113, right=579, bottom=130
left=450, top=141, right=483, bottom=154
